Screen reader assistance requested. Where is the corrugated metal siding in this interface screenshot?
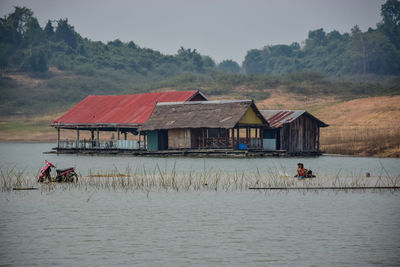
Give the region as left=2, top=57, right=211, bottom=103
left=52, top=91, right=200, bottom=125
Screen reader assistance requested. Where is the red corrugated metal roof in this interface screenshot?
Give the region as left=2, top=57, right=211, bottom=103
left=52, top=91, right=201, bottom=126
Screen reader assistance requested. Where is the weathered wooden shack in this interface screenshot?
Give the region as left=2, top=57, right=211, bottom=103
left=260, top=110, right=328, bottom=153
left=140, top=100, right=270, bottom=151
left=51, top=90, right=207, bottom=151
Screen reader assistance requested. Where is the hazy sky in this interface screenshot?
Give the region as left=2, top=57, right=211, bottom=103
left=0, top=0, right=385, bottom=63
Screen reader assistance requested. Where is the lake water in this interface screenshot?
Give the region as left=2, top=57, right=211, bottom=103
left=1, top=142, right=400, bottom=177
left=1, top=143, right=400, bottom=266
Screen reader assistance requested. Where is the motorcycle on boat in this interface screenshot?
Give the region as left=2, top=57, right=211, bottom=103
left=38, top=160, right=78, bottom=183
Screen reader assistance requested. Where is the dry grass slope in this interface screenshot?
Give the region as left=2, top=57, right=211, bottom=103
left=317, top=96, right=400, bottom=157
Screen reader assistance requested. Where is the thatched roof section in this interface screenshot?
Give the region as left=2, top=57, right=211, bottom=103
left=140, top=100, right=268, bottom=131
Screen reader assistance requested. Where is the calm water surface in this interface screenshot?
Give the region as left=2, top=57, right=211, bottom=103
left=1, top=142, right=400, bottom=177
left=0, top=143, right=399, bottom=266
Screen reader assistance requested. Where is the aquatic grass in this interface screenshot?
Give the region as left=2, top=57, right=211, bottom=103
left=0, top=167, right=37, bottom=191
left=0, top=165, right=399, bottom=193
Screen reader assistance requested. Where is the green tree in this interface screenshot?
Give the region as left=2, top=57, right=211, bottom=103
left=44, top=20, right=54, bottom=39
left=0, top=7, right=36, bottom=46
left=243, top=49, right=265, bottom=74
left=381, top=0, right=400, bottom=26
left=217, top=59, right=240, bottom=73
left=380, top=0, right=400, bottom=49
left=55, top=19, right=78, bottom=48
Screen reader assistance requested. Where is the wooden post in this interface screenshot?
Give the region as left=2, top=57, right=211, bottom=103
left=76, top=128, right=80, bottom=148
left=138, top=131, right=141, bottom=149
left=245, top=127, right=249, bottom=145
left=117, top=128, right=120, bottom=141
left=57, top=128, right=60, bottom=148
left=202, top=128, right=205, bottom=148
left=96, top=129, right=100, bottom=147
left=236, top=127, right=240, bottom=149
left=261, top=128, right=264, bottom=149
left=124, top=132, right=127, bottom=140
left=231, top=128, right=235, bottom=149
left=91, top=130, right=94, bottom=141
left=144, top=133, right=147, bottom=150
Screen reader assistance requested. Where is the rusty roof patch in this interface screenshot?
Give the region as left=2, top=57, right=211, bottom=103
left=260, top=110, right=328, bottom=128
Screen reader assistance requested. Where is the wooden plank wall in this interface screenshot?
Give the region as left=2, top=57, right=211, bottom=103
left=168, top=129, right=191, bottom=149
left=280, top=115, right=319, bottom=152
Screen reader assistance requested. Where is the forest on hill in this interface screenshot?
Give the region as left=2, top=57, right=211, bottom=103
left=0, top=0, right=400, bottom=116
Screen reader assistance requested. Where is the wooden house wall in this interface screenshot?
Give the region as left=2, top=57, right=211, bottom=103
left=280, top=115, right=320, bottom=152
left=168, top=129, right=192, bottom=149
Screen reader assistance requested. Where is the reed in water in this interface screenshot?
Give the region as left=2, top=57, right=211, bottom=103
left=1, top=163, right=399, bottom=193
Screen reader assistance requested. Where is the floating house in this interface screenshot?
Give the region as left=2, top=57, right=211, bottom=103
left=51, top=90, right=207, bottom=151
left=260, top=110, right=328, bottom=153
left=139, top=100, right=270, bottom=151
left=51, top=90, right=328, bottom=156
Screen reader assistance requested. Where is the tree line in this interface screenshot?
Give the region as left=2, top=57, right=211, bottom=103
left=243, top=0, right=400, bottom=76
left=1, top=1, right=399, bottom=78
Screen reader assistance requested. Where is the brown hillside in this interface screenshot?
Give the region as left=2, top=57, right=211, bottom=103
left=317, top=95, right=400, bottom=157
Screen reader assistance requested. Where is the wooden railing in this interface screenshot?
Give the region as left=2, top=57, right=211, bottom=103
left=197, top=137, right=263, bottom=149
left=58, top=140, right=142, bottom=149
left=198, top=137, right=232, bottom=149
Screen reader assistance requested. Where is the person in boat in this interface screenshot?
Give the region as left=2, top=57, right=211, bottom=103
left=296, top=163, right=316, bottom=179
left=297, top=163, right=307, bottom=179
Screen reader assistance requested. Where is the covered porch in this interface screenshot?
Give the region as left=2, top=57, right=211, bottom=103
left=197, top=125, right=266, bottom=150
left=54, top=125, right=147, bottom=151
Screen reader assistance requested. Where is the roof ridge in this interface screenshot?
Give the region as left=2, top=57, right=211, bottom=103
left=157, top=100, right=252, bottom=106
left=85, top=90, right=198, bottom=98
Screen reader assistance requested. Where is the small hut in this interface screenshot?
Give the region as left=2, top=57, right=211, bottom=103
left=260, top=110, right=328, bottom=153
left=51, top=90, right=207, bottom=151
left=140, top=100, right=270, bottom=151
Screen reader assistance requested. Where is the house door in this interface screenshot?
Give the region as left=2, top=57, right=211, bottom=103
left=158, top=130, right=168, bottom=150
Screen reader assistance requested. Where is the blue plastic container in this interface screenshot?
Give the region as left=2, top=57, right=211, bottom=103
left=238, top=143, right=247, bottom=150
